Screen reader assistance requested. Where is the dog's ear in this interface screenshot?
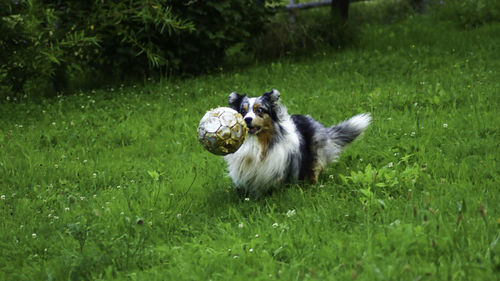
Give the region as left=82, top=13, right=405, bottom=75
left=263, top=89, right=280, bottom=104
left=228, top=92, right=244, bottom=110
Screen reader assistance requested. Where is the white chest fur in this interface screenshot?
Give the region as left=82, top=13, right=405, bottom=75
left=224, top=119, right=300, bottom=194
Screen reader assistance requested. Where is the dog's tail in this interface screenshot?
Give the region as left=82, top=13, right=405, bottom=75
left=327, top=113, right=371, bottom=146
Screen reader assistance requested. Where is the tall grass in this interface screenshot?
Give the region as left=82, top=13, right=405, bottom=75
left=1, top=15, right=499, bottom=280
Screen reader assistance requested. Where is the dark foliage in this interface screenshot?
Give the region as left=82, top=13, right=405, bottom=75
left=0, top=0, right=274, bottom=96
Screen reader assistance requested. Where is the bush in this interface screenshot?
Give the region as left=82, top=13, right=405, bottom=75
left=164, top=1, right=274, bottom=74
left=0, top=0, right=100, bottom=95
left=0, top=0, right=274, bottom=96
left=429, top=0, right=500, bottom=28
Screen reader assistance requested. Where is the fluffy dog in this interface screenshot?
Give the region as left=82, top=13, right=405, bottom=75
left=224, top=89, right=371, bottom=197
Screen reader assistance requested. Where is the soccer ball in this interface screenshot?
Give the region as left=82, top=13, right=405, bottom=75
left=197, top=107, right=247, bottom=155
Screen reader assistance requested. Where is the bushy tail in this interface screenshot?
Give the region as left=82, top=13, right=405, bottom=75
left=327, top=113, right=371, bottom=146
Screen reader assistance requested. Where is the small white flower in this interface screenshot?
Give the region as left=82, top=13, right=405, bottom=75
left=244, top=197, right=250, bottom=201
left=238, top=223, right=244, bottom=228
left=286, top=209, right=296, bottom=217
left=249, top=248, right=254, bottom=253
left=255, top=234, right=259, bottom=238
left=32, top=233, right=37, bottom=239
left=64, top=207, right=70, bottom=212
left=443, top=123, right=448, bottom=128
left=233, top=255, right=239, bottom=259
left=272, top=223, right=279, bottom=228
left=177, top=213, right=182, bottom=219
left=93, top=194, right=97, bottom=199
left=92, top=173, right=97, bottom=178
left=1, top=195, right=5, bottom=200
left=387, top=162, right=394, bottom=168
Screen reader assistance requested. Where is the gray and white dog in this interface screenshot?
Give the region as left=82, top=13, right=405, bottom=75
left=224, top=89, right=371, bottom=196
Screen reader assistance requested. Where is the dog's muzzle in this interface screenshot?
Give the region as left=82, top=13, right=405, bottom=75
left=244, top=117, right=260, bottom=134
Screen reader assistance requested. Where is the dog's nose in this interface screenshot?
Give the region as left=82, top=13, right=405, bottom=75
left=244, top=117, right=253, bottom=127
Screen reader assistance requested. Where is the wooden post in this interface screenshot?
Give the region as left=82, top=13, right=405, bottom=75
left=331, top=0, right=349, bottom=24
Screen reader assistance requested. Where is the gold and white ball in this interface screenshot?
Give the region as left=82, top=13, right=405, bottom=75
left=197, top=107, right=247, bottom=155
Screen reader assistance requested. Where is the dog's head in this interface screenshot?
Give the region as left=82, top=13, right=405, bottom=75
left=228, top=89, right=281, bottom=135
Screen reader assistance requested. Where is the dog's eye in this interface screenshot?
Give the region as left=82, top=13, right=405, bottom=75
left=240, top=108, right=247, bottom=115
left=255, top=108, right=264, bottom=114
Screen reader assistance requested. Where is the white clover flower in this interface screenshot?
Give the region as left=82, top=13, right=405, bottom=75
left=249, top=248, right=254, bottom=253
left=272, top=223, right=279, bottom=228
left=1, top=195, right=5, bottom=200
left=177, top=213, right=182, bottom=219
left=64, top=207, right=70, bottom=212
left=387, top=162, right=394, bottom=168
left=32, top=233, right=37, bottom=239
left=238, top=223, right=244, bottom=228
left=286, top=209, right=296, bottom=217
left=443, top=123, right=448, bottom=128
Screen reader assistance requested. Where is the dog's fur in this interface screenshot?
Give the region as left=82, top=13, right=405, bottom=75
left=224, top=89, right=371, bottom=197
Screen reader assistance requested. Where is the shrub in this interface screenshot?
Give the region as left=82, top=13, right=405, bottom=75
left=0, top=0, right=100, bottom=95
left=163, top=1, right=274, bottom=74
left=429, top=0, right=500, bottom=28
left=1, top=0, right=275, bottom=96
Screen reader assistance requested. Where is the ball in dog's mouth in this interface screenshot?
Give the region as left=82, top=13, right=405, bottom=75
left=247, top=126, right=261, bottom=134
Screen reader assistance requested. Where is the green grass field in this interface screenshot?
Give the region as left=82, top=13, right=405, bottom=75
left=1, top=16, right=499, bottom=280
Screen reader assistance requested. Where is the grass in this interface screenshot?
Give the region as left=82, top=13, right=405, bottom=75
left=1, top=15, right=499, bottom=280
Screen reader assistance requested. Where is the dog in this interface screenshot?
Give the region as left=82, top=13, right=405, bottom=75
left=224, top=89, right=371, bottom=197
